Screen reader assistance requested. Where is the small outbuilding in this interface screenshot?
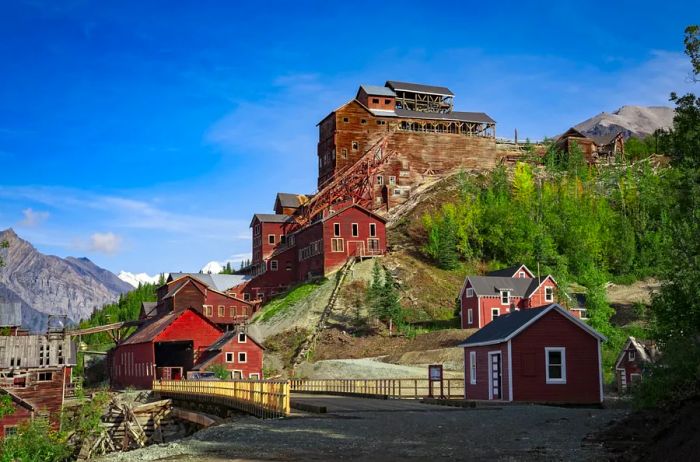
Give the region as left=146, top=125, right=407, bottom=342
left=189, top=330, right=265, bottom=380
left=614, top=336, right=659, bottom=393
left=460, top=303, right=605, bottom=404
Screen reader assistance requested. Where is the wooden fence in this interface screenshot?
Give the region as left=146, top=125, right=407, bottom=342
left=153, top=379, right=291, bottom=418
left=290, top=378, right=465, bottom=399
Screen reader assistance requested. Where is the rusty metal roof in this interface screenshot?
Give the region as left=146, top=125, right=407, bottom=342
left=386, top=81, right=454, bottom=96
left=394, top=108, right=495, bottom=124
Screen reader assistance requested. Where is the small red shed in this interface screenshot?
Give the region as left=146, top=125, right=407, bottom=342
left=460, top=304, right=605, bottom=404
left=614, top=336, right=659, bottom=393
left=190, top=330, right=265, bottom=380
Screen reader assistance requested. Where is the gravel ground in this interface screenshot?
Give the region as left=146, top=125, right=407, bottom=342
left=99, top=394, right=625, bottom=462
left=296, top=357, right=463, bottom=379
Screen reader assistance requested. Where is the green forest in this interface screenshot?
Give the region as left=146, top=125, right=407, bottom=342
left=422, top=26, right=700, bottom=406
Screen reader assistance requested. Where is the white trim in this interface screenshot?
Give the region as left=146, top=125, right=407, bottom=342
left=466, top=288, right=474, bottom=298
left=232, top=369, right=244, bottom=380
left=225, top=352, right=234, bottom=363
left=267, top=234, right=276, bottom=245
left=628, top=350, right=635, bottom=362
left=545, top=347, right=566, bottom=384
left=507, top=340, right=513, bottom=402
left=238, top=352, right=247, bottom=363
left=491, top=307, right=500, bottom=320
left=459, top=304, right=607, bottom=347
left=351, top=223, right=359, bottom=237
left=467, top=309, right=473, bottom=325
left=500, top=290, right=510, bottom=305
left=614, top=338, right=634, bottom=369
left=544, top=286, right=554, bottom=302
left=238, top=332, right=247, bottom=343
left=249, top=373, right=261, bottom=380
left=469, top=351, right=476, bottom=385
left=487, top=351, right=502, bottom=400
left=598, top=340, right=604, bottom=403
left=617, top=367, right=627, bottom=391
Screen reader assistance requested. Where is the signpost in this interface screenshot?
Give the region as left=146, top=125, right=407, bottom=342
left=428, top=364, right=445, bottom=399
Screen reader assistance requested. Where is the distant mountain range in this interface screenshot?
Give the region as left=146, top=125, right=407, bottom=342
left=574, top=105, right=674, bottom=139
left=118, top=271, right=164, bottom=288
left=0, top=228, right=133, bottom=331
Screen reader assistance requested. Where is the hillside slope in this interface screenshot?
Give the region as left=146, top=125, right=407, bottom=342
left=574, top=105, right=674, bottom=139
left=0, top=228, right=133, bottom=331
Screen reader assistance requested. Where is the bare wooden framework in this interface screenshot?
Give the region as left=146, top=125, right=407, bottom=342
left=394, top=90, right=454, bottom=113
left=398, top=120, right=495, bottom=138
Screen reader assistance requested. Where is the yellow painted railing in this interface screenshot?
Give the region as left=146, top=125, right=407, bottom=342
left=153, top=379, right=291, bottom=418
left=290, top=378, right=465, bottom=399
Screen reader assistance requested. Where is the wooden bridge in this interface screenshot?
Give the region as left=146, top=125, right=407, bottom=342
left=290, top=378, right=465, bottom=400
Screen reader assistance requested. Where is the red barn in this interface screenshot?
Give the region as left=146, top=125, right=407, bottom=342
left=615, top=336, right=659, bottom=393
left=110, top=308, right=223, bottom=389
left=459, top=264, right=562, bottom=329
left=190, top=331, right=265, bottom=380
left=461, top=304, right=605, bottom=404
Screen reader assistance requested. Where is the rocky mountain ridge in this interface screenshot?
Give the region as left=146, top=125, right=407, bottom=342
left=575, top=105, right=674, bottom=139
left=0, top=228, right=133, bottom=331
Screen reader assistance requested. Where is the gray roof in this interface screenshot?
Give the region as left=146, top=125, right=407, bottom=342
left=467, top=276, right=539, bottom=298
left=141, top=302, right=158, bottom=318
left=0, top=302, right=22, bottom=327
left=386, top=81, right=454, bottom=96
left=168, top=273, right=251, bottom=292
left=205, top=330, right=238, bottom=352
left=486, top=264, right=527, bottom=278
left=462, top=306, right=551, bottom=346
left=393, top=108, right=495, bottom=124
left=359, top=85, right=396, bottom=97
left=590, top=132, right=622, bottom=146
left=275, top=193, right=308, bottom=209
left=251, top=213, right=293, bottom=225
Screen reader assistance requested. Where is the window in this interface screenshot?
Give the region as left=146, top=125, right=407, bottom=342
left=4, top=426, right=18, bottom=437
left=268, top=234, right=275, bottom=245
left=38, top=372, right=53, bottom=382
left=341, top=148, right=348, bottom=159
left=393, top=188, right=401, bottom=196
left=384, top=99, right=391, bottom=105
left=369, top=223, right=376, bottom=237
left=230, top=307, right=237, bottom=317
left=389, top=176, right=396, bottom=185
left=545, top=287, right=554, bottom=302
left=333, top=223, right=341, bottom=236
left=343, top=117, right=349, bottom=123
left=467, top=309, right=473, bottom=324
left=238, top=352, right=247, bottom=363
left=629, top=350, right=635, bottom=361
left=372, top=98, right=379, bottom=104
left=331, top=238, right=344, bottom=252
left=244, top=293, right=251, bottom=301
left=519, top=271, right=526, bottom=278
left=466, top=288, right=474, bottom=298
left=491, top=308, right=500, bottom=319
left=238, top=332, right=247, bottom=343
left=204, top=305, right=213, bottom=316
left=545, top=347, right=566, bottom=384
left=361, top=119, right=367, bottom=125
left=218, top=305, right=225, bottom=316
left=270, top=260, right=278, bottom=271
left=351, top=223, right=359, bottom=237
left=500, top=290, right=510, bottom=305
left=233, top=370, right=243, bottom=379
left=376, top=120, right=386, bottom=125
left=377, top=175, right=383, bottom=185
left=368, top=238, right=380, bottom=251
left=280, top=235, right=287, bottom=245
left=352, top=141, right=359, bottom=151
left=249, top=373, right=260, bottom=380
left=469, top=351, right=477, bottom=384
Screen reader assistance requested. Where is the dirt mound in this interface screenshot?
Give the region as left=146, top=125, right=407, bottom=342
left=593, top=397, right=700, bottom=461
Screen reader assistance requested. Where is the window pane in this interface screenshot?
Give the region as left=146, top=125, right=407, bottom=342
left=549, top=365, right=562, bottom=379
left=549, top=351, right=561, bottom=365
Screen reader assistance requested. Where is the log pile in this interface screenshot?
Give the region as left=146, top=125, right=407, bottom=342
left=76, top=397, right=189, bottom=460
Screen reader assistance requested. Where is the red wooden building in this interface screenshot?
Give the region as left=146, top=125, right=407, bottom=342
left=154, top=275, right=257, bottom=328
left=459, top=264, right=564, bottom=329
left=615, top=336, right=659, bottom=393
left=189, top=330, right=265, bottom=380
left=245, top=203, right=387, bottom=300
left=460, top=304, right=605, bottom=404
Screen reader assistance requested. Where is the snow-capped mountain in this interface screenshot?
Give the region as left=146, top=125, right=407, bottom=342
left=118, top=271, right=164, bottom=288
left=200, top=261, right=224, bottom=274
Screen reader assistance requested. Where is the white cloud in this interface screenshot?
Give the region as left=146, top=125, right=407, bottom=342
left=19, top=208, right=49, bottom=227
left=88, top=232, right=123, bottom=255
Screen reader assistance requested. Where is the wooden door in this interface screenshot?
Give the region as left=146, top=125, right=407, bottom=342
left=347, top=241, right=365, bottom=257
left=490, top=353, right=502, bottom=400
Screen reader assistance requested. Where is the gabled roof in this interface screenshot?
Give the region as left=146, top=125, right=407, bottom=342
left=385, top=81, right=454, bottom=96
left=614, top=336, right=660, bottom=369
left=359, top=85, right=396, bottom=97
left=393, top=108, right=495, bottom=124
left=466, top=276, right=536, bottom=298
left=459, top=304, right=606, bottom=347
left=486, top=264, right=532, bottom=278
left=167, top=273, right=251, bottom=292
left=557, top=127, right=591, bottom=141
left=274, top=193, right=310, bottom=210
left=162, top=277, right=205, bottom=300
left=322, top=203, right=388, bottom=223
left=141, top=302, right=158, bottom=318
left=590, top=132, right=623, bottom=147
left=0, top=388, right=34, bottom=412
left=120, top=308, right=221, bottom=346
left=249, top=213, right=293, bottom=227
left=191, top=330, right=265, bottom=371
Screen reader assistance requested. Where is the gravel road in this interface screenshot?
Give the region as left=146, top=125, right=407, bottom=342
left=99, top=394, right=625, bottom=462
left=297, top=357, right=463, bottom=379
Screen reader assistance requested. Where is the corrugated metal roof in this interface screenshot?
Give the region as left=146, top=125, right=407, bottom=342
left=0, top=302, right=22, bottom=327
left=141, top=302, right=158, bottom=318
left=275, top=192, right=305, bottom=209
left=461, top=306, right=550, bottom=346
left=486, top=264, right=527, bottom=278
left=394, top=108, right=495, bottom=124
left=251, top=214, right=293, bottom=224
left=386, top=81, right=454, bottom=96
left=120, top=311, right=178, bottom=345
left=359, top=85, right=396, bottom=97
left=168, top=273, right=251, bottom=292
left=467, top=276, right=537, bottom=298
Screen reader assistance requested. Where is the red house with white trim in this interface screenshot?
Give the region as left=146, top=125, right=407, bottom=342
left=459, top=264, right=563, bottom=329
left=614, top=336, right=659, bottom=393
left=460, top=304, right=605, bottom=404
left=190, top=330, right=265, bottom=380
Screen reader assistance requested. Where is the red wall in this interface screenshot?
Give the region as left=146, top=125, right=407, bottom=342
left=322, top=206, right=387, bottom=273
left=463, top=343, right=510, bottom=401
left=203, top=334, right=265, bottom=379
left=460, top=281, right=479, bottom=329
left=511, top=310, right=601, bottom=404
left=0, top=403, right=32, bottom=439
left=525, top=276, right=557, bottom=308
left=111, top=342, right=155, bottom=389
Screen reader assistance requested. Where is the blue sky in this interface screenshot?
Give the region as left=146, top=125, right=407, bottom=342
left=0, top=0, right=697, bottom=275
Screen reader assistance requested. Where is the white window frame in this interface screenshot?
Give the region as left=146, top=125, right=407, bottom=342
left=218, top=305, right=225, bottom=317
left=545, top=347, right=567, bottom=384
left=519, top=271, right=526, bottom=278
left=500, top=290, right=510, bottom=305
left=226, top=352, right=234, bottom=363
left=466, top=288, right=474, bottom=298
left=377, top=175, right=383, bottom=185
left=491, top=308, right=499, bottom=319
left=369, top=223, right=377, bottom=237
left=351, top=223, right=359, bottom=237
left=331, top=238, right=344, bottom=252
left=270, top=260, right=278, bottom=271
left=238, top=352, right=247, bottom=364
left=469, top=351, right=477, bottom=384
left=333, top=223, right=341, bottom=237
left=268, top=234, right=275, bottom=245
left=389, top=176, right=396, bottom=185
left=628, top=350, right=635, bottom=361
left=545, top=286, right=554, bottom=302
left=249, top=373, right=260, bottom=380
left=238, top=332, right=247, bottom=343
left=367, top=238, right=380, bottom=251
left=203, top=305, right=213, bottom=316
left=467, top=309, right=473, bottom=325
